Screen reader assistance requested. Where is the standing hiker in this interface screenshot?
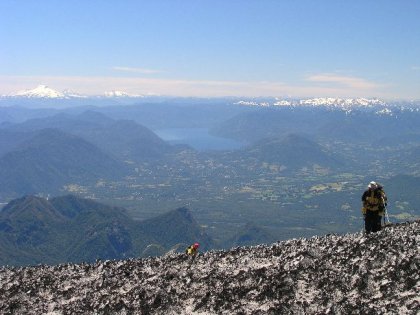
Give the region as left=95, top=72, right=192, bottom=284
left=362, top=181, right=387, bottom=234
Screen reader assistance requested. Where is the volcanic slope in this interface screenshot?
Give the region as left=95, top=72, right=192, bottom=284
left=0, top=221, right=418, bottom=315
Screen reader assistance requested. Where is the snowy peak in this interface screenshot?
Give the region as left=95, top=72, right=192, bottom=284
left=297, top=97, right=385, bottom=107
left=14, top=85, right=66, bottom=99
left=104, top=90, right=143, bottom=98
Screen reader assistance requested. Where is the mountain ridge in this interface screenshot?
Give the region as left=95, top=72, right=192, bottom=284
left=0, top=195, right=213, bottom=266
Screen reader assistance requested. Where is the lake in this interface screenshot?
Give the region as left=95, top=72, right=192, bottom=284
left=154, top=128, right=244, bottom=151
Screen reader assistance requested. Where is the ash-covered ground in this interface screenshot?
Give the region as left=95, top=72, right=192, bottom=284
left=1, top=221, right=419, bottom=315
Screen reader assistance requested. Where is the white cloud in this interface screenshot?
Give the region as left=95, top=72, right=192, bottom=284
left=412, top=66, right=420, bottom=71
left=112, top=66, right=163, bottom=74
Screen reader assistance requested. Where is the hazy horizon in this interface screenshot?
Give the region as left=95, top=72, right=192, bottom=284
left=1, top=1, right=420, bottom=99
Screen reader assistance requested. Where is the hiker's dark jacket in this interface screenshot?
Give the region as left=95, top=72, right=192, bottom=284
left=362, top=188, right=386, bottom=215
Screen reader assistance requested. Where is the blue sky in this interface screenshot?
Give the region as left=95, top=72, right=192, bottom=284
left=1, top=0, right=419, bottom=99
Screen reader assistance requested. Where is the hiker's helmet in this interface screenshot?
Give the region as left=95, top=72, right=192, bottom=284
left=193, top=242, right=200, bottom=249
left=368, top=181, right=377, bottom=189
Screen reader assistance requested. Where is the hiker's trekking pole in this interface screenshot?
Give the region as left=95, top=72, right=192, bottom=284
left=362, top=214, right=366, bottom=235
left=384, top=205, right=390, bottom=225
left=382, top=196, right=391, bottom=226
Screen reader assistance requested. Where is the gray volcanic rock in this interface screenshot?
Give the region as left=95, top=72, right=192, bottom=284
left=0, top=221, right=419, bottom=314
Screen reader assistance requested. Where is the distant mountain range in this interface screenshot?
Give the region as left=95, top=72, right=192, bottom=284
left=212, top=105, right=420, bottom=143
left=3, top=85, right=419, bottom=112
left=0, top=195, right=214, bottom=266
left=234, top=97, right=420, bottom=114
left=235, top=97, right=386, bottom=108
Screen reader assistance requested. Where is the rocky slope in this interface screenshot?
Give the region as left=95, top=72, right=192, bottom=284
left=0, top=221, right=418, bottom=315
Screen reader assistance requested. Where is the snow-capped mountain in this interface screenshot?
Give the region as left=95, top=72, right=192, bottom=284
left=234, top=97, right=408, bottom=115
left=104, top=90, right=143, bottom=98
left=12, top=85, right=67, bottom=98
